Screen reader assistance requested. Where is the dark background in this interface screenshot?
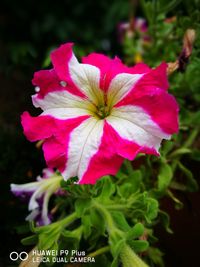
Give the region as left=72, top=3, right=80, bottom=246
left=0, top=0, right=200, bottom=266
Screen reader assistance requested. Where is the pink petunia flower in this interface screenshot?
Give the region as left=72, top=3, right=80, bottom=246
left=21, top=43, right=179, bottom=184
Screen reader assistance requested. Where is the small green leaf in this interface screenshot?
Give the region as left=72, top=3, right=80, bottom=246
left=98, top=176, right=116, bottom=201
left=158, top=163, right=173, bottom=192
left=75, top=198, right=91, bottom=217
left=21, top=235, right=38, bottom=245
left=82, top=215, right=92, bottom=239
left=161, top=140, right=174, bottom=156
left=129, top=170, right=143, bottom=192
left=178, top=162, right=198, bottom=192
left=38, top=227, right=61, bottom=250
left=145, top=198, right=159, bottom=222
left=110, top=255, right=119, bottom=267
left=167, top=190, right=183, bottom=209
left=61, top=227, right=82, bottom=251
left=129, top=240, right=149, bottom=253
left=111, top=211, right=131, bottom=232
left=159, top=210, right=173, bottom=234
left=90, top=209, right=106, bottom=236
left=126, top=223, right=144, bottom=241
left=148, top=247, right=164, bottom=267
left=110, top=238, right=125, bottom=258
left=158, top=0, right=182, bottom=14
left=118, top=183, right=134, bottom=198
left=169, top=148, right=191, bottom=158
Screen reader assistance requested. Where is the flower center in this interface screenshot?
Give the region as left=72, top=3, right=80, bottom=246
left=94, top=104, right=110, bottom=119
left=87, top=89, right=113, bottom=119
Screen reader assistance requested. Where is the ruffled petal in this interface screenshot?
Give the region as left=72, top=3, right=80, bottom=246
left=21, top=112, right=90, bottom=172
left=32, top=69, right=75, bottom=99
left=21, top=111, right=89, bottom=141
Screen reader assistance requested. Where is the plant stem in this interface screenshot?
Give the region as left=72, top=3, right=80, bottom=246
left=105, top=204, right=127, bottom=211
left=87, top=246, right=110, bottom=257
left=183, top=128, right=199, bottom=148
left=93, top=200, right=123, bottom=239
left=93, top=201, right=116, bottom=232
left=59, top=212, right=78, bottom=228
left=93, top=200, right=148, bottom=267
left=120, top=244, right=149, bottom=267
left=171, top=128, right=199, bottom=173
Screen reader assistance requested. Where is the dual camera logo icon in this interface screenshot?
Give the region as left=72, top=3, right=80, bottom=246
left=10, top=251, right=28, bottom=261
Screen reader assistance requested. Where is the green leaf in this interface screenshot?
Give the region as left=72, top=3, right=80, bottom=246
left=118, top=183, right=133, bottom=198
left=148, top=247, right=164, bottom=267
left=62, top=227, right=82, bottom=240
left=158, top=0, right=182, bottom=14
left=38, top=227, right=61, bottom=250
left=75, top=198, right=91, bottom=217
left=110, top=255, right=119, bottom=267
left=110, top=239, right=125, bottom=267
left=167, top=190, right=183, bottom=209
left=129, top=170, right=143, bottom=192
left=115, top=170, right=128, bottom=180
left=128, top=193, right=159, bottom=223
left=145, top=198, right=159, bottom=222
left=82, top=215, right=92, bottom=239
left=98, top=176, right=116, bottom=201
left=90, top=209, right=106, bottom=236
left=111, top=211, right=131, bottom=232
left=158, top=163, right=173, bottom=192
left=110, top=238, right=125, bottom=258
left=161, top=140, right=174, bottom=156
left=159, top=210, right=173, bottom=234
left=178, top=162, right=199, bottom=192
left=169, top=148, right=191, bottom=158
left=21, top=234, right=38, bottom=245
left=129, top=240, right=149, bottom=253
left=126, top=223, right=144, bottom=241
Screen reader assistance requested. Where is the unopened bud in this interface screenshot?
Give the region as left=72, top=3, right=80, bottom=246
left=183, top=29, right=196, bottom=58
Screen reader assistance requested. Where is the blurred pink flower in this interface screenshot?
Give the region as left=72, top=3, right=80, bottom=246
left=118, top=17, right=149, bottom=43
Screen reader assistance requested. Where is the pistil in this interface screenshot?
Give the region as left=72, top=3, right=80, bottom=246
left=95, top=105, right=110, bottom=119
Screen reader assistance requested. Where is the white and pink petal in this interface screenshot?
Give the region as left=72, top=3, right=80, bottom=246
left=106, top=105, right=170, bottom=156
left=107, top=73, right=143, bottom=108
left=116, top=88, right=179, bottom=135
left=51, top=43, right=104, bottom=105
left=62, top=117, right=104, bottom=182
left=79, top=122, right=124, bottom=184
left=82, top=53, right=151, bottom=91
left=32, top=69, right=67, bottom=99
